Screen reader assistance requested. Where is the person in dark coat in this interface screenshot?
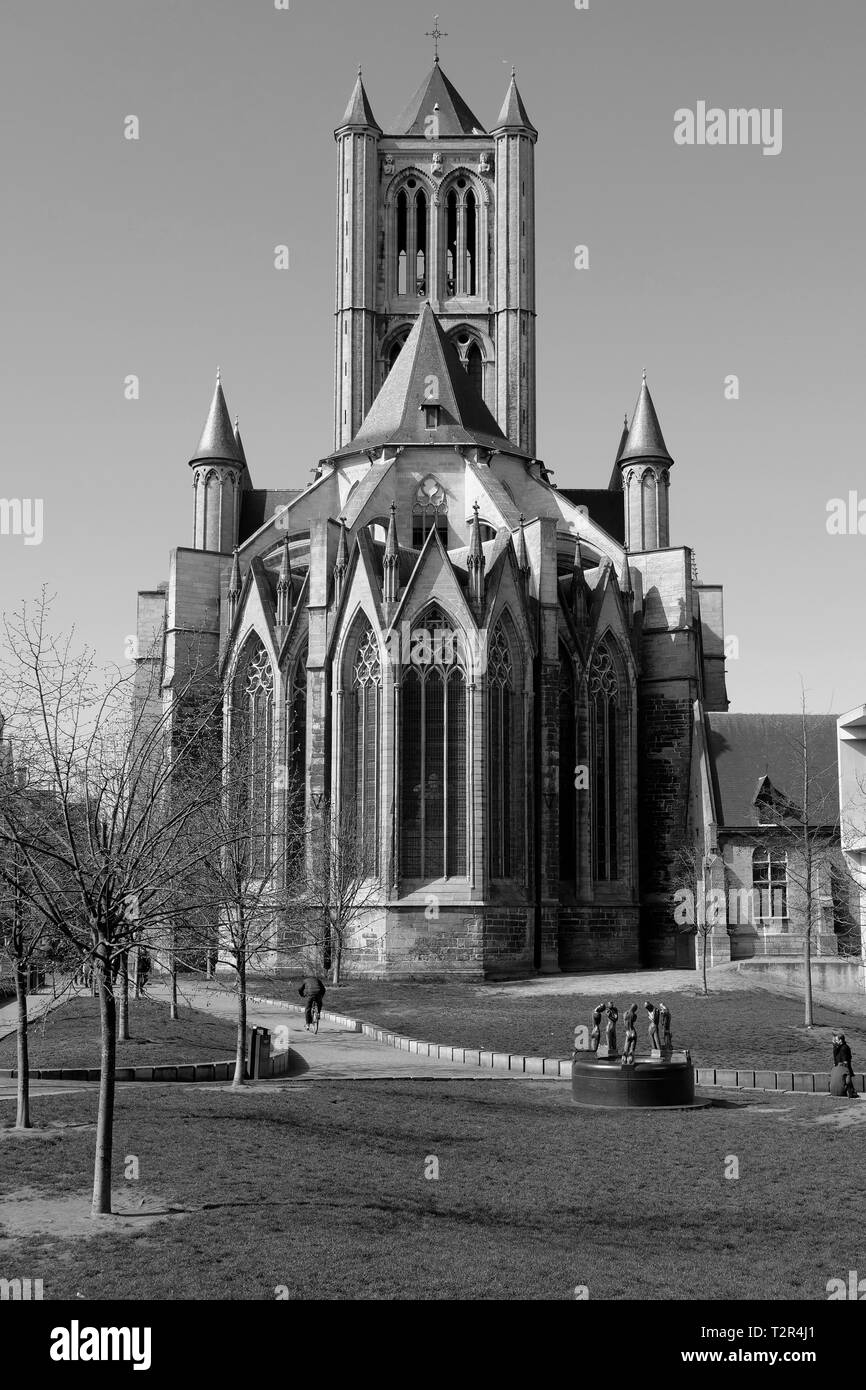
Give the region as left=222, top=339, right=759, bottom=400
left=298, top=974, right=326, bottom=1030
left=830, top=1032, right=860, bottom=1098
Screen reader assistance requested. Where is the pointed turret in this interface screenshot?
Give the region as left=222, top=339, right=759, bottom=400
left=514, top=514, right=530, bottom=578
left=190, top=369, right=243, bottom=469
left=190, top=370, right=244, bottom=554
left=608, top=413, right=629, bottom=491
left=619, top=555, right=634, bottom=608
left=620, top=372, right=674, bottom=468
left=337, top=67, right=382, bottom=134
left=382, top=504, right=400, bottom=605
left=619, top=372, right=674, bottom=551
left=492, top=68, right=537, bottom=137
left=467, top=502, right=485, bottom=612
left=228, top=547, right=242, bottom=625
left=276, top=536, right=293, bottom=632
left=333, top=517, right=350, bottom=606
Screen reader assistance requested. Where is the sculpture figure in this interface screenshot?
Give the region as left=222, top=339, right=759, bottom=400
left=658, top=1002, right=672, bottom=1052
left=590, top=1003, right=605, bottom=1053
left=605, top=1002, right=618, bottom=1054
left=621, top=1004, right=638, bottom=1065
left=644, top=1000, right=661, bottom=1053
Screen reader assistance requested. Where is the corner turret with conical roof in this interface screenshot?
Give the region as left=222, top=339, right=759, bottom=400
left=190, top=370, right=244, bottom=554
left=619, top=372, right=674, bottom=550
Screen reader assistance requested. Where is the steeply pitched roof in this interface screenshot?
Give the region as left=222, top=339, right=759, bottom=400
left=492, top=72, right=537, bottom=135
left=608, top=413, right=629, bottom=490
left=189, top=372, right=243, bottom=468
left=706, top=713, right=840, bottom=829
left=619, top=373, right=673, bottom=467
left=390, top=64, right=486, bottom=137
left=334, top=303, right=523, bottom=458
left=337, top=70, right=381, bottom=132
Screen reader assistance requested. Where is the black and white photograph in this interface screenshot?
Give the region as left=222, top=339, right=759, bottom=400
left=1, top=0, right=864, bottom=1356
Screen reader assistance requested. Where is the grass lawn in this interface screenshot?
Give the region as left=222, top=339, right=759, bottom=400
left=0, top=1079, right=862, bottom=1300
left=0, top=999, right=237, bottom=1070
left=249, top=976, right=866, bottom=1074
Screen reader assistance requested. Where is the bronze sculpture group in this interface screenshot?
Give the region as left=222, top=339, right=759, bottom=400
left=584, top=999, right=674, bottom=1065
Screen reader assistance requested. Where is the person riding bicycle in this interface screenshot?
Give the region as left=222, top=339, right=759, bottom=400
left=299, top=974, right=326, bottom=1030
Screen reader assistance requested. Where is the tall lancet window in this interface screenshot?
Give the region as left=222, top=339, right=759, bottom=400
left=559, top=647, right=577, bottom=884
left=415, top=189, right=427, bottom=296
left=396, top=189, right=408, bottom=296
left=488, top=622, right=518, bottom=880
left=443, top=179, right=480, bottom=298
left=589, top=642, right=620, bottom=882
left=401, top=609, right=467, bottom=880
left=233, top=641, right=274, bottom=877
left=285, top=647, right=307, bottom=825
left=346, top=629, right=381, bottom=872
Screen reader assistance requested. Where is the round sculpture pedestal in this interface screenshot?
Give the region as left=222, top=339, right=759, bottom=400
left=571, top=1054, right=708, bottom=1109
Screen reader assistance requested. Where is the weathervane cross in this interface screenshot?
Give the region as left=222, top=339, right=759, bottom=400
left=425, top=14, right=448, bottom=63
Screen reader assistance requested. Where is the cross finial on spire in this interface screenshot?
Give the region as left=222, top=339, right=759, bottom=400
left=642, top=367, right=647, bottom=383
left=511, top=65, right=517, bottom=78
left=426, top=14, right=448, bottom=62
left=357, top=63, right=362, bottom=77
left=216, top=365, right=221, bottom=383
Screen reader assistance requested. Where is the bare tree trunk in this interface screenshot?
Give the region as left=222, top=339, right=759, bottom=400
left=118, top=949, right=130, bottom=1041
left=333, top=932, right=342, bottom=987
left=233, top=953, right=247, bottom=1088
left=92, top=947, right=116, bottom=1216
left=14, top=957, right=31, bottom=1130
left=701, top=930, right=709, bottom=997
left=132, top=945, right=141, bottom=999
left=169, top=924, right=178, bottom=1021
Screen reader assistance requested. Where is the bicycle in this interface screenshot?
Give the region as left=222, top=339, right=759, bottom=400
left=307, top=998, right=321, bottom=1035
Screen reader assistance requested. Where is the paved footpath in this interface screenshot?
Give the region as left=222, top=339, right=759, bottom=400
left=0, top=987, right=66, bottom=1044
left=148, top=981, right=560, bottom=1083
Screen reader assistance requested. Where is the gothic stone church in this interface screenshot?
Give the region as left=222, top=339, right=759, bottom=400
left=133, top=59, right=736, bottom=980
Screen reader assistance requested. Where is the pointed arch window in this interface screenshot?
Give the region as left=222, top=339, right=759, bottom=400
left=559, top=648, right=577, bottom=883
left=443, top=180, right=480, bottom=298
left=489, top=623, right=519, bottom=879
left=589, top=642, right=620, bottom=882
left=285, top=647, right=307, bottom=823
left=400, top=608, right=467, bottom=880
left=394, top=181, right=429, bottom=298
left=466, top=342, right=483, bottom=397
left=345, top=629, right=381, bottom=873
left=412, top=477, right=449, bottom=550
left=232, top=640, right=274, bottom=877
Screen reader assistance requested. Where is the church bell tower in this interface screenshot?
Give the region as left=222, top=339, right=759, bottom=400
left=333, top=30, right=537, bottom=455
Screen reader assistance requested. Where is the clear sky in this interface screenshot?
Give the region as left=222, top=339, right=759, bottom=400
left=2, top=0, right=864, bottom=715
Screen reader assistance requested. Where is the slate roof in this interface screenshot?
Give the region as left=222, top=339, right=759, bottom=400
left=189, top=375, right=244, bottom=468
left=706, top=713, right=840, bottom=829
left=493, top=73, right=537, bottom=135
left=620, top=374, right=673, bottom=466
left=558, top=489, right=625, bottom=544
left=338, top=71, right=381, bottom=132
left=333, top=303, right=523, bottom=458
left=390, top=64, right=486, bottom=137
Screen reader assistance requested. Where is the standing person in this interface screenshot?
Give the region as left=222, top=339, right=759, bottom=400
left=830, top=1032, right=860, bottom=1099
left=299, top=974, right=326, bottom=1031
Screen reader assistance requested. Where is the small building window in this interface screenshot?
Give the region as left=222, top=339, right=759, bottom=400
left=752, top=846, right=788, bottom=921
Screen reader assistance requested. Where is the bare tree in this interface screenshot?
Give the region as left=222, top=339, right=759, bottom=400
left=297, top=801, right=381, bottom=986
left=0, top=594, right=224, bottom=1214
left=670, top=840, right=715, bottom=997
